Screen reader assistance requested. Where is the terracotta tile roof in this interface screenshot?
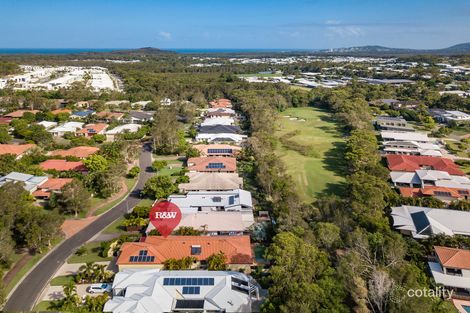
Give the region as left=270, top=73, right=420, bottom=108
left=0, top=144, right=36, bottom=156
left=50, top=146, right=99, bottom=159
left=51, top=109, right=72, bottom=115
left=187, top=156, right=237, bottom=172
left=96, top=111, right=124, bottom=120
left=117, top=235, right=252, bottom=265
left=386, top=154, right=465, bottom=176
left=434, top=246, right=470, bottom=270
left=209, top=98, right=232, bottom=108
left=77, top=123, right=108, bottom=135
left=38, top=178, right=73, bottom=190
left=193, top=144, right=241, bottom=157
left=39, top=159, right=86, bottom=172
left=5, top=110, right=40, bottom=118
left=0, top=117, right=13, bottom=125
left=399, top=186, right=469, bottom=199
left=32, top=190, right=50, bottom=198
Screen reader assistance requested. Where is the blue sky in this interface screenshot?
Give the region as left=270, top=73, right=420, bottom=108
left=1, top=0, right=469, bottom=49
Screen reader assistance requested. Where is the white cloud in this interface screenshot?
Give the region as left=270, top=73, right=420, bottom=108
left=157, top=31, right=172, bottom=41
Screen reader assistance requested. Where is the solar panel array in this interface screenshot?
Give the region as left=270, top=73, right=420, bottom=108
left=206, top=162, right=226, bottom=169
left=129, top=250, right=155, bottom=263
left=182, top=286, right=201, bottom=294
left=163, top=277, right=215, bottom=286
left=207, top=148, right=233, bottom=154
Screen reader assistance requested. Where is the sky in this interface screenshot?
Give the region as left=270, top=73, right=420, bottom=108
left=0, top=0, right=469, bottom=50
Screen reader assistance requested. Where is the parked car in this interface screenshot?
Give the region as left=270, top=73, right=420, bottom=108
left=87, top=283, right=112, bottom=294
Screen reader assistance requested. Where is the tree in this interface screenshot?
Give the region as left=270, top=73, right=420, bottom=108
left=0, top=126, right=12, bottom=143
left=314, top=222, right=341, bottom=251
left=207, top=251, right=228, bottom=270
left=174, top=226, right=202, bottom=236
left=92, top=134, right=106, bottom=143
left=83, top=154, right=108, bottom=173
left=127, top=166, right=140, bottom=178
left=56, top=179, right=91, bottom=217
left=142, top=175, right=177, bottom=199
left=152, top=160, right=168, bottom=172
left=151, top=107, right=183, bottom=154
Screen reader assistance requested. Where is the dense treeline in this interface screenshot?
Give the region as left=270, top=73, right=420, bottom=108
left=229, top=82, right=456, bottom=313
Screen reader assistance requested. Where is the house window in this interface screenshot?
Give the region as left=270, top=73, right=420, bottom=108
left=191, top=245, right=202, bottom=255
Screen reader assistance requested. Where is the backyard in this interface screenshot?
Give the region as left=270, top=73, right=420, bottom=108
left=274, top=107, right=346, bottom=203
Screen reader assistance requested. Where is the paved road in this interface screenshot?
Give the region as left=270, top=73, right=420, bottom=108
left=4, top=142, right=154, bottom=312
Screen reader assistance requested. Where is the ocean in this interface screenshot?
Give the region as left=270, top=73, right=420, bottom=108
left=0, top=48, right=314, bottom=55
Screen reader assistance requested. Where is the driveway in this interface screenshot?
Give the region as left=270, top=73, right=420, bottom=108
left=4, top=142, right=154, bottom=312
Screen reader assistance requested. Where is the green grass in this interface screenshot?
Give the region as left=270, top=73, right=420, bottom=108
left=92, top=177, right=138, bottom=216
left=103, top=217, right=126, bottom=234
left=274, top=107, right=346, bottom=202
left=34, top=300, right=54, bottom=312
left=67, top=241, right=112, bottom=264
left=4, top=237, right=63, bottom=294
left=50, top=274, right=75, bottom=286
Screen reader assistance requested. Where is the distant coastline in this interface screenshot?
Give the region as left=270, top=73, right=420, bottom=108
left=0, top=48, right=314, bottom=55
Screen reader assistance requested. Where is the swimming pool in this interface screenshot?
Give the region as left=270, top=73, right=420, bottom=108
left=463, top=305, right=470, bottom=313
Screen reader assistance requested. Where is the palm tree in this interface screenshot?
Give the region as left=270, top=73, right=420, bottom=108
left=61, top=281, right=80, bottom=309
left=78, top=262, right=95, bottom=283
left=93, top=264, right=107, bottom=282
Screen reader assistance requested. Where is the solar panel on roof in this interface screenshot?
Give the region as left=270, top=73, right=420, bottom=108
left=410, top=211, right=430, bottom=234
left=174, top=300, right=205, bottom=310
left=163, top=277, right=214, bottom=286
left=182, top=286, right=201, bottom=295
left=207, top=162, right=225, bottom=169
left=208, top=148, right=233, bottom=154
left=434, top=191, right=452, bottom=197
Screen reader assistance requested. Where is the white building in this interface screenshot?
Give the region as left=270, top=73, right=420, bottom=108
left=103, top=269, right=260, bottom=313
left=391, top=205, right=470, bottom=239
left=201, top=117, right=235, bottom=126
left=105, top=124, right=142, bottom=141
left=49, top=122, right=84, bottom=137
left=382, top=140, right=442, bottom=157
left=37, top=121, right=58, bottom=130
left=195, top=133, right=247, bottom=144
left=390, top=170, right=470, bottom=189
left=380, top=131, right=435, bottom=143
left=0, top=172, right=48, bottom=193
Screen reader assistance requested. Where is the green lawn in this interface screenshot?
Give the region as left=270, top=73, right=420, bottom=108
left=34, top=300, right=54, bottom=312
left=274, top=107, right=346, bottom=202
left=92, top=177, right=138, bottom=216
left=50, top=274, right=75, bottom=286
left=103, top=217, right=126, bottom=234
left=67, top=242, right=112, bottom=264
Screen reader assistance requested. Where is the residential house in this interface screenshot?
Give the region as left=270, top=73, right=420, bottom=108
left=103, top=269, right=260, bottom=313
left=131, top=100, right=152, bottom=109
left=385, top=155, right=465, bottom=176
left=179, top=172, right=243, bottom=192
left=105, top=100, right=130, bottom=108
left=160, top=98, right=172, bottom=106
left=0, top=117, right=12, bottom=125
left=374, top=116, right=414, bottom=132
left=105, top=124, right=142, bottom=141
left=32, top=178, right=73, bottom=199
left=381, top=131, right=435, bottom=143
left=71, top=110, right=95, bottom=119
left=116, top=235, right=253, bottom=270
left=49, top=146, right=99, bottom=159
left=206, top=108, right=236, bottom=118
left=391, top=205, right=470, bottom=239
left=146, top=211, right=253, bottom=236
left=187, top=156, right=237, bottom=173
left=195, top=133, right=247, bottom=144
left=390, top=170, right=470, bottom=189
left=399, top=186, right=469, bottom=202
left=95, top=111, right=124, bottom=122
left=125, top=111, right=154, bottom=124
left=0, top=144, right=36, bottom=159
left=5, top=110, right=39, bottom=118
left=39, top=159, right=87, bottom=172
left=430, top=109, right=470, bottom=125
left=209, top=98, right=232, bottom=108
left=0, top=172, right=48, bottom=193
left=198, top=125, right=242, bottom=135
left=167, top=189, right=253, bottom=214
left=382, top=140, right=442, bottom=157
left=37, top=121, right=58, bottom=130
left=49, top=122, right=84, bottom=137
left=50, top=108, right=72, bottom=115
left=77, top=123, right=108, bottom=137
left=428, top=246, right=470, bottom=297
left=201, top=117, right=235, bottom=126
left=192, top=144, right=241, bottom=157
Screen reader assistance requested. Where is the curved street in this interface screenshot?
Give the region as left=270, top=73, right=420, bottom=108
left=3, top=142, right=154, bottom=312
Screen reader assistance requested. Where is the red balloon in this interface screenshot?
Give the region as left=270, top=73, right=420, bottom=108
left=149, top=201, right=182, bottom=237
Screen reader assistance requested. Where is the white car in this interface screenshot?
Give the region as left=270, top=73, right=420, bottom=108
left=87, top=283, right=112, bottom=294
